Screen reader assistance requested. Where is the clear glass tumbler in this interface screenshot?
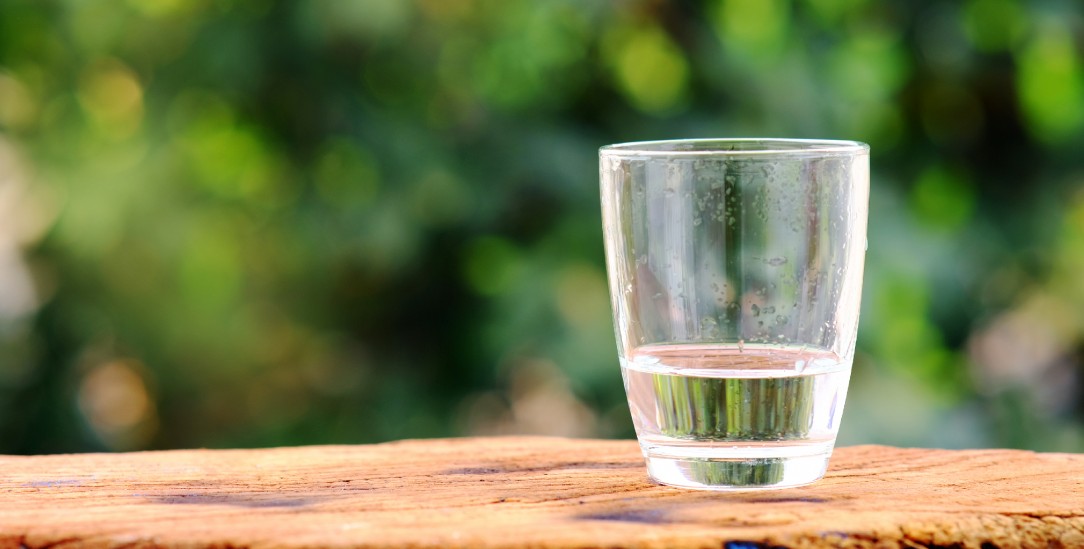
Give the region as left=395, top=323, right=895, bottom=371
left=599, top=139, right=869, bottom=490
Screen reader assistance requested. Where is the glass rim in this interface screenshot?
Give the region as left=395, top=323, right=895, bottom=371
left=599, top=138, right=869, bottom=158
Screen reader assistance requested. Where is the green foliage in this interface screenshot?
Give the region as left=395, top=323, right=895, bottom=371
left=0, top=0, right=1082, bottom=453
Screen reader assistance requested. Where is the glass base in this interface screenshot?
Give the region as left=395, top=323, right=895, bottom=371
left=644, top=449, right=832, bottom=491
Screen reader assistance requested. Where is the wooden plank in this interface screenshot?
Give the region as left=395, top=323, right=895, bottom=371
left=0, top=437, right=1082, bottom=548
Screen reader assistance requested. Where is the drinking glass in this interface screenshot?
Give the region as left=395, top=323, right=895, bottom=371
left=599, top=138, right=869, bottom=490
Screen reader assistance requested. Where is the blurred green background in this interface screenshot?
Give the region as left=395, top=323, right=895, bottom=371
left=0, top=0, right=1082, bottom=454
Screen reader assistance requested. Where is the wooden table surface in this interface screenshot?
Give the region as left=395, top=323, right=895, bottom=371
left=1, top=437, right=1082, bottom=548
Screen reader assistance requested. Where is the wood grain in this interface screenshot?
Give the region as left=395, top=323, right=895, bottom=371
left=0, top=437, right=1082, bottom=548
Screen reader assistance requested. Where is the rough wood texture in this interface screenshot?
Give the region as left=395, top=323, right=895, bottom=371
left=1, top=437, right=1082, bottom=548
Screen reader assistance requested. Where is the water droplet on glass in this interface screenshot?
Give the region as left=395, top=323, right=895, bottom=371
left=751, top=304, right=760, bottom=316
left=764, top=257, right=787, bottom=266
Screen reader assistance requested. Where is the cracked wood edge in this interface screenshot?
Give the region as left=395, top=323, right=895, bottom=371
left=0, top=437, right=1082, bottom=548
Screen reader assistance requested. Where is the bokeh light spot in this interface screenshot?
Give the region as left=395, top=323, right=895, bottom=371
left=77, top=359, right=157, bottom=449
left=829, top=31, right=909, bottom=103
left=712, top=0, right=790, bottom=58
left=910, top=167, right=975, bottom=231
left=1016, top=23, right=1084, bottom=142
left=77, top=59, right=143, bottom=139
left=606, top=24, right=689, bottom=114
left=185, top=124, right=278, bottom=201
left=463, top=236, right=524, bottom=296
